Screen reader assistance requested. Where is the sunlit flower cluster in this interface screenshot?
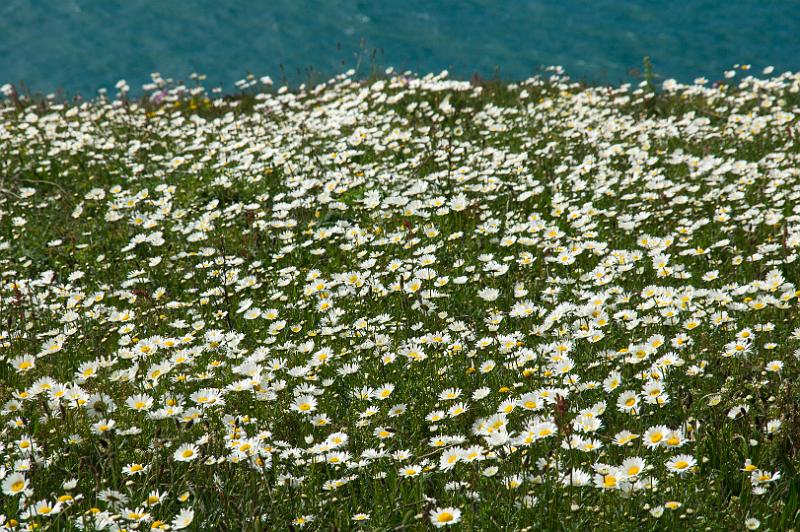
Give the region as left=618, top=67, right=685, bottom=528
left=0, top=64, right=799, bottom=529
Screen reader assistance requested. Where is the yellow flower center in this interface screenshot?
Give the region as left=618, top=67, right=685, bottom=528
left=437, top=512, right=454, bottom=523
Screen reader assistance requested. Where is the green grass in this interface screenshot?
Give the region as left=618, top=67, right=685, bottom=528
left=0, top=66, right=800, bottom=530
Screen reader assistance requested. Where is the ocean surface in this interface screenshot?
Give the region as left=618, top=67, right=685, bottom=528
left=2, top=0, right=800, bottom=96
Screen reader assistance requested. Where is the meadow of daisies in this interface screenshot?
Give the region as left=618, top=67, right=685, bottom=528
left=1, top=65, right=800, bottom=531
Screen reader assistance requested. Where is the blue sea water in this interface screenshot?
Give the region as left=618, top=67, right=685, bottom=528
left=2, top=0, right=800, bottom=96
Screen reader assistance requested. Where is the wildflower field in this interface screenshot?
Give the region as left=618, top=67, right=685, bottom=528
left=2, top=66, right=800, bottom=531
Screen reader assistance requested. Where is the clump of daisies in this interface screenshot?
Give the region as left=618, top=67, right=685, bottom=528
left=0, top=62, right=797, bottom=529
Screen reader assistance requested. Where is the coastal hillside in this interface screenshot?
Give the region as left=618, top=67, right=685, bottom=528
left=1, top=68, right=799, bottom=530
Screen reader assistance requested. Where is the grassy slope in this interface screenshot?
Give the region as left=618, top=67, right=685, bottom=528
left=0, top=69, right=800, bottom=530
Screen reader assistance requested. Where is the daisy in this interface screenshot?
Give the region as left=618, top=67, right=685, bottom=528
left=174, top=443, right=200, bottom=462
left=26, top=499, right=62, bottom=518
left=173, top=508, right=195, bottom=529
left=2, top=472, right=28, bottom=496
left=594, top=467, right=623, bottom=490
left=745, top=518, right=760, bottom=530
left=122, top=463, right=148, bottom=476
left=430, top=507, right=462, bottom=527
left=291, top=395, right=318, bottom=414
left=375, top=383, right=395, bottom=400
left=399, top=465, right=421, bottom=478
left=440, top=448, right=463, bottom=471
left=643, top=425, right=669, bottom=449
left=665, top=454, right=697, bottom=475
left=126, top=394, right=154, bottom=412
left=621, top=457, right=647, bottom=478
left=617, top=390, right=639, bottom=413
